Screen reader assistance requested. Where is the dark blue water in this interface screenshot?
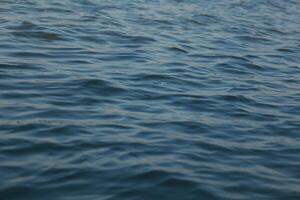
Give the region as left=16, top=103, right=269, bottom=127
left=1, top=0, right=300, bottom=199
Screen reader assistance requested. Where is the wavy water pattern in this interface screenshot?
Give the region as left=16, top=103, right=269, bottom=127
left=1, top=0, right=300, bottom=199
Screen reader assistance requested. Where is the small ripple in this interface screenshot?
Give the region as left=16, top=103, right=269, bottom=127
left=166, top=46, right=189, bottom=54
left=73, top=78, right=125, bottom=96
left=235, top=35, right=274, bottom=44
left=9, top=21, right=39, bottom=31
left=11, top=30, right=64, bottom=41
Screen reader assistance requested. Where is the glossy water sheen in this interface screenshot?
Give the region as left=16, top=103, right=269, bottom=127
left=1, top=0, right=300, bottom=199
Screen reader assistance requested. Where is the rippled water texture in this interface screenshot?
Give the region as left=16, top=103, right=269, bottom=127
left=1, top=0, right=300, bottom=199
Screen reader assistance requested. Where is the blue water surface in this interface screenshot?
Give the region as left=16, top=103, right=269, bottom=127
left=1, top=0, right=300, bottom=199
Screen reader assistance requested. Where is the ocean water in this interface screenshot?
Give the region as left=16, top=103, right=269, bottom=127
left=1, top=0, right=300, bottom=199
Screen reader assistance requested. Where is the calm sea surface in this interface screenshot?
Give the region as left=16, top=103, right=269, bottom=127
left=1, top=0, right=300, bottom=199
